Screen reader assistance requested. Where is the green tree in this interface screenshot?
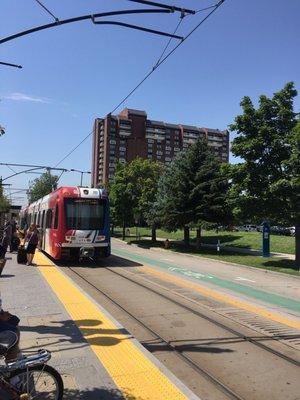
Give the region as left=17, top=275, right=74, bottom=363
left=0, top=182, right=10, bottom=225
left=109, top=159, right=162, bottom=240
left=229, top=82, right=300, bottom=267
left=155, top=138, right=230, bottom=246
left=109, top=163, right=134, bottom=239
left=28, top=172, right=59, bottom=203
left=132, top=159, right=162, bottom=241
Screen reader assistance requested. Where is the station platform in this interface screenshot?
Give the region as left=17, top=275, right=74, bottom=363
left=1, top=252, right=199, bottom=400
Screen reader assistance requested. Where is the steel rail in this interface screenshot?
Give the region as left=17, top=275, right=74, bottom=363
left=106, top=265, right=300, bottom=366
left=67, top=265, right=244, bottom=400
left=0, top=9, right=176, bottom=45
left=66, top=263, right=300, bottom=367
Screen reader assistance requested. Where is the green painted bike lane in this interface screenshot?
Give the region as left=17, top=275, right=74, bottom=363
left=113, top=248, right=300, bottom=313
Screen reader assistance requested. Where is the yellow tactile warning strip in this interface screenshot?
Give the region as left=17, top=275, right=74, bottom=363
left=34, top=252, right=189, bottom=400
left=141, top=266, right=300, bottom=330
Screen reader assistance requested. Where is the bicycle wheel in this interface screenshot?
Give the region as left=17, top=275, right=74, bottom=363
left=9, top=364, right=63, bottom=400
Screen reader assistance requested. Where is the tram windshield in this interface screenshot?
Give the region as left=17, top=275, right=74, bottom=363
left=64, top=198, right=105, bottom=230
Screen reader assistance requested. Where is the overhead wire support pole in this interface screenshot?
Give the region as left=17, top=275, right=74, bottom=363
left=0, top=61, right=22, bottom=69
left=0, top=163, right=68, bottom=181
left=127, top=0, right=195, bottom=14
left=0, top=8, right=175, bottom=45
left=92, top=20, right=183, bottom=40
left=0, top=162, right=66, bottom=170
left=54, top=0, right=225, bottom=167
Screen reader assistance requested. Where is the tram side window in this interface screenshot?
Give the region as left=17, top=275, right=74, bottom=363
left=46, top=209, right=53, bottom=229
left=54, top=205, right=59, bottom=229
left=41, top=210, right=46, bottom=229
left=21, top=217, right=29, bottom=231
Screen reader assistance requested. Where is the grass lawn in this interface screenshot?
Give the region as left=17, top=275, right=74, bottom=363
left=117, top=237, right=299, bottom=276
left=114, top=227, right=295, bottom=255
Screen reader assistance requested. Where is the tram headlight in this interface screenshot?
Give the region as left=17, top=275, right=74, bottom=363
left=96, top=235, right=106, bottom=241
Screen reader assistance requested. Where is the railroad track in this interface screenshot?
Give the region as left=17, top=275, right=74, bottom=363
left=107, top=266, right=300, bottom=365
left=65, top=263, right=300, bottom=399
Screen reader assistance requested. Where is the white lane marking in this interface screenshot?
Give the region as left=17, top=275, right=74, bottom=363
left=235, top=276, right=256, bottom=283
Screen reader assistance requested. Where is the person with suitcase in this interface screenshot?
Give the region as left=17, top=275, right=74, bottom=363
left=24, top=223, right=39, bottom=266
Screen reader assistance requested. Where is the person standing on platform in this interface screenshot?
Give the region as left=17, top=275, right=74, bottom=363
left=24, top=223, right=39, bottom=266
left=1, top=221, right=12, bottom=258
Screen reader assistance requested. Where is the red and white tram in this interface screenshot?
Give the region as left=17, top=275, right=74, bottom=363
left=20, top=187, right=110, bottom=261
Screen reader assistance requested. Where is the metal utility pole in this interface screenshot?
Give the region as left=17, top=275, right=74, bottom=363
left=0, top=163, right=67, bottom=182
left=0, top=6, right=189, bottom=45
left=71, top=169, right=91, bottom=186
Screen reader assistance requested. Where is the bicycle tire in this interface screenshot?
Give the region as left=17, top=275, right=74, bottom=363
left=9, top=364, right=64, bottom=400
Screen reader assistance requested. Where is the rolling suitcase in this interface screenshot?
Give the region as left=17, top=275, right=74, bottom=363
left=11, top=236, right=20, bottom=252
left=17, top=246, right=27, bottom=264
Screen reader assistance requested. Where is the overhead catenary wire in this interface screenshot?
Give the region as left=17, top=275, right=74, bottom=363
left=195, top=4, right=219, bottom=14
left=111, top=0, right=225, bottom=114
left=54, top=0, right=225, bottom=167
left=154, top=15, right=184, bottom=68
left=33, top=0, right=59, bottom=22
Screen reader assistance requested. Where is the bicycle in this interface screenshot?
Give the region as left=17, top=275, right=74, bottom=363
left=0, top=330, right=64, bottom=399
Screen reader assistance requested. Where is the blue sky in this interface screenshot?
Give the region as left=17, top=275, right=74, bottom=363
left=1, top=0, right=300, bottom=205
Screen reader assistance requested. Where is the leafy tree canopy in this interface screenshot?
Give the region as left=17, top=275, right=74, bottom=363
left=0, top=186, right=10, bottom=214
left=109, top=158, right=162, bottom=236
left=28, top=173, right=59, bottom=203
left=229, top=82, right=298, bottom=225
left=155, top=138, right=230, bottom=233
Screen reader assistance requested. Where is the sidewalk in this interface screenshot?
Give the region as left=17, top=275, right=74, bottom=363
left=0, top=252, right=199, bottom=400
left=1, top=254, right=122, bottom=399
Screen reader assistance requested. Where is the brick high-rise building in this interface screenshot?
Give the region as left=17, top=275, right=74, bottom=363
left=91, top=108, right=229, bottom=186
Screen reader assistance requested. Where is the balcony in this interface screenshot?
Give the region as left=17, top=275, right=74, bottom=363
left=146, top=126, right=165, bottom=134
left=119, top=130, right=132, bottom=137
left=183, top=132, right=199, bottom=140
left=145, top=132, right=166, bottom=141
left=208, top=142, right=223, bottom=148
left=119, top=123, right=131, bottom=129
left=208, top=136, right=224, bottom=142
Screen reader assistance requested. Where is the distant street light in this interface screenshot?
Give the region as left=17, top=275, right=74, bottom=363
left=70, top=169, right=91, bottom=187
